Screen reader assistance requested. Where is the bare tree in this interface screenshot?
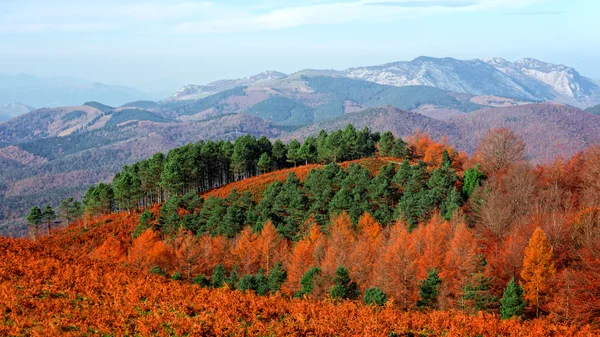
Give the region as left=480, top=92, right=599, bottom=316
left=475, top=128, right=526, bottom=175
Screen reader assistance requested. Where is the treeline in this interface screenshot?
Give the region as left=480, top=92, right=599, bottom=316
left=80, top=125, right=401, bottom=216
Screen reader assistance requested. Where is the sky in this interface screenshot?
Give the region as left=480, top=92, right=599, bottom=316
left=0, top=0, right=598, bottom=92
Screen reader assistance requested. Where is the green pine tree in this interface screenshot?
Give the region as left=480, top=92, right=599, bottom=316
left=212, top=264, right=226, bottom=288
left=330, top=266, right=360, bottom=300
left=295, top=267, right=321, bottom=298
left=417, top=269, right=442, bottom=309
left=364, top=287, right=388, bottom=306
left=268, top=262, right=287, bottom=294
left=500, top=277, right=526, bottom=319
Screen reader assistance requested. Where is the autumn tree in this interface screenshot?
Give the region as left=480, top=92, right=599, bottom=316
left=475, top=128, right=526, bottom=175
left=128, top=229, right=173, bottom=272
left=378, top=223, right=419, bottom=310
left=500, top=277, right=526, bottom=319
left=521, top=228, right=556, bottom=317
left=441, top=223, right=479, bottom=309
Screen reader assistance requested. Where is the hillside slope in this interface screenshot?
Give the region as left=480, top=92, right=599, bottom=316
left=448, top=103, right=600, bottom=162
left=284, top=106, right=458, bottom=141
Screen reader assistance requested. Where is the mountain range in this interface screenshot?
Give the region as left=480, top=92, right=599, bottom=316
left=172, top=56, right=600, bottom=108
left=1, top=56, right=600, bottom=236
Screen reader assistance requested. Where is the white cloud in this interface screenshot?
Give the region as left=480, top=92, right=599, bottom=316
left=0, top=0, right=545, bottom=34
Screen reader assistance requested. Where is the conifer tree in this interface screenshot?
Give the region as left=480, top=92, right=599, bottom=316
left=268, top=262, right=287, bottom=294
left=330, top=266, right=360, bottom=300
left=212, top=264, right=226, bottom=288
left=417, top=269, right=442, bottom=309
left=26, top=206, right=42, bottom=238
left=364, top=287, right=388, bottom=306
left=377, top=131, right=395, bottom=157
left=500, top=277, right=526, bottom=319
left=295, top=267, right=321, bottom=298
left=42, top=205, right=56, bottom=234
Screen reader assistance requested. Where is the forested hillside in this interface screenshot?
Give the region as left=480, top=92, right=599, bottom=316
left=9, top=124, right=600, bottom=335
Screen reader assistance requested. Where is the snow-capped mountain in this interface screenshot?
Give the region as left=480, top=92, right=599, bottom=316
left=170, top=71, right=287, bottom=100
left=344, top=57, right=600, bottom=107
left=483, top=57, right=599, bottom=105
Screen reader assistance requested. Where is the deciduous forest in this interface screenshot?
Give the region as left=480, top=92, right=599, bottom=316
left=6, top=125, right=600, bottom=336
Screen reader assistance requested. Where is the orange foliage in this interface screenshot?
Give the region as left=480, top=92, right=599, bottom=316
left=321, top=212, right=356, bottom=278
left=255, top=220, right=289, bottom=273
left=521, top=228, right=556, bottom=316
left=174, top=230, right=202, bottom=281
left=284, top=224, right=327, bottom=294
left=232, top=226, right=260, bottom=275
left=89, top=235, right=126, bottom=262
left=377, top=222, right=419, bottom=310
left=440, top=223, right=479, bottom=309
left=2, top=237, right=597, bottom=336
left=128, top=229, right=174, bottom=271
left=414, top=214, right=452, bottom=279
left=349, top=213, right=383, bottom=289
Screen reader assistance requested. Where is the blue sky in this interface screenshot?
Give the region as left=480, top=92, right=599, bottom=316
left=0, top=0, right=597, bottom=92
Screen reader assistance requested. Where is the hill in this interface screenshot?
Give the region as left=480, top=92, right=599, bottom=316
left=285, top=106, right=458, bottom=141
left=585, top=103, right=600, bottom=115
left=0, top=114, right=282, bottom=237
left=6, top=126, right=600, bottom=334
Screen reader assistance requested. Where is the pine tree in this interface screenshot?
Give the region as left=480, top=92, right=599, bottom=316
left=500, top=277, right=526, bottom=319
left=26, top=206, right=42, bottom=239
left=377, top=131, right=395, bottom=157
left=462, top=165, right=485, bottom=199
left=330, top=266, right=360, bottom=300
left=286, top=139, right=302, bottom=167
left=212, top=264, right=226, bottom=288
left=295, top=267, right=321, bottom=298
left=193, top=274, right=211, bottom=287
left=268, top=262, right=287, bottom=294
left=417, top=269, right=442, bottom=309
left=133, top=209, right=155, bottom=238
left=42, top=205, right=56, bottom=234
left=364, top=287, right=388, bottom=306
left=257, top=153, right=274, bottom=174
left=521, top=228, right=556, bottom=317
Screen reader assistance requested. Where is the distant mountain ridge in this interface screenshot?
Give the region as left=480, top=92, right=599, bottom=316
left=171, top=57, right=600, bottom=108
left=171, top=71, right=287, bottom=101
left=0, top=102, right=34, bottom=121
left=0, top=73, right=162, bottom=108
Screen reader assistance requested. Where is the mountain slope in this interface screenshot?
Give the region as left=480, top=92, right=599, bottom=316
left=448, top=103, right=600, bottom=162
left=285, top=106, right=458, bottom=141
left=344, top=56, right=538, bottom=100
left=585, top=103, right=600, bottom=115
left=171, top=71, right=287, bottom=100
